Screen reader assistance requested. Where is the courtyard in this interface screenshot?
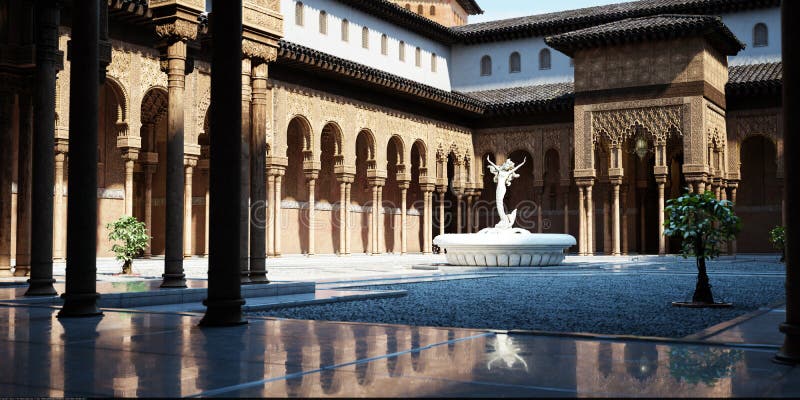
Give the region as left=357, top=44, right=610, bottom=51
left=0, top=254, right=796, bottom=396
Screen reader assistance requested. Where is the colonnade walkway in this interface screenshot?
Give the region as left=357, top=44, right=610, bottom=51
left=0, top=254, right=796, bottom=397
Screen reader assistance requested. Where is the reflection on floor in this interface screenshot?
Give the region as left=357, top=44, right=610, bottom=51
left=0, top=305, right=796, bottom=397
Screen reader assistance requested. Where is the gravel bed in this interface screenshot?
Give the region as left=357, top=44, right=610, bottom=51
left=249, top=273, right=784, bottom=338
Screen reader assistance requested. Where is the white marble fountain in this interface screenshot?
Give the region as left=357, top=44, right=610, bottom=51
left=433, top=156, right=576, bottom=267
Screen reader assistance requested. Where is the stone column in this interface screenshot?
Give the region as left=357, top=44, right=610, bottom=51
left=143, top=163, right=156, bottom=258
left=266, top=173, right=275, bottom=256
left=466, top=191, right=474, bottom=234
left=656, top=175, right=667, bottom=256
left=561, top=186, right=570, bottom=236
left=183, top=156, right=197, bottom=258
left=602, top=187, right=611, bottom=254
left=423, top=190, right=431, bottom=253
left=161, top=40, right=188, bottom=288
left=0, top=88, right=12, bottom=278
left=15, top=92, right=33, bottom=277
left=249, top=62, right=268, bottom=282
left=611, top=178, right=622, bottom=256
left=306, top=172, right=318, bottom=256
left=578, top=186, right=585, bottom=256
left=273, top=169, right=284, bottom=256
left=338, top=180, right=347, bottom=255
left=59, top=0, right=101, bottom=317
left=586, top=182, right=594, bottom=256
left=729, top=182, right=739, bottom=255
left=536, top=186, right=544, bottom=233
left=27, top=0, right=61, bottom=295
left=455, top=191, right=463, bottom=234
left=200, top=0, right=246, bottom=327
left=437, top=187, right=446, bottom=237
left=204, top=168, right=210, bottom=257
left=399, top=181, right=409, bottom=254
left=120, top=146, right=140, bottom=216
left=777, top=0, right=800, bottom=364
left=621, top=184, right=629, bottom=255
left=239, top=58, right=252, bottom=283
left=377, top=184, right=384, bottom=254
left=53, top=147, right=66, bottom=260
left=345, top=181, right=352, bottom=254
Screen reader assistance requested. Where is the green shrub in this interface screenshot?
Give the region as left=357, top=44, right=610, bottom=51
left=770, top=226, right=786, bottom=262
left=106, top=216, right=150, bottom=274
left=664, top=190, right=741, bottom=304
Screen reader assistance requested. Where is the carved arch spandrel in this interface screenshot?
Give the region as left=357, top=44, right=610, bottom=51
left=727, top=111, right=783, bottom=180
left=591, top=105, right=684, bottom=146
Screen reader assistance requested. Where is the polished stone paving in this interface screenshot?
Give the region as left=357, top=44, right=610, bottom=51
left=0, top=304, right=797, bottom=397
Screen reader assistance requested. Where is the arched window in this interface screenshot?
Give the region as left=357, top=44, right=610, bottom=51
left=381, top=34, right=388, bottom=55
left=753, top=23, right=768, bottom=47
left=341, top=19, right=349, bottom=42
left=399, top=41, right=406, bottom=61
left=405, top=3, right=411, bottom=10
left=362, top=26, right=369, bottom=49
left=318, top=10, right=327, bottom=34
left=509, top=52, right=521, bottom=73
left=430, top=6, right=436, bottom=15
left=417, top=4, right=423, bottom=14
left=415, top=47, right=421, bottom=67
left=431, top=53, right=437, bottom=72
left=295, top=2, right=304, bottom=26
left=539, top=48, right=551, bottom=70
left=480, top=55, right=492, bottom=76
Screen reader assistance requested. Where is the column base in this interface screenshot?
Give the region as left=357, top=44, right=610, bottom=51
left=25, top=278, right=58, bottom=296
left=58, top=292, right=102, bottom=318
left=775, top=323, right=800, bottom=365
left=199, top=298, right=247, bottom=327
left=14, top=267, right=30, bottom=277
left=249, top=258, right=268, bottom=283
left=160, top=273, right=187, bottom=288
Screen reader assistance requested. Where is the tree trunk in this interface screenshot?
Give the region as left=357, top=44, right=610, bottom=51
left=693, top=256, right=715, bottom=304
left=123, top=260, right=132, bottom=275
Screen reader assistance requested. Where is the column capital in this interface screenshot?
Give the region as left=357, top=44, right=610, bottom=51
left=419, top=183, right=437, bottom=193
left=654, top=174, right=668, bottom=184
left=184, top=155, right=198, bottom=168
left=121, top=148, right=140, bottom=162
left=304, top=170, right=319, bottom=181
left=609, top=176, right=623, bottom=186
left=335, top=172, right=355, bottom=184
left=575, top=177, right=595, bottom=187
left=435, top=185, right=447, bottom=194
left=267, top=165, right=286, bottom=177
left=368, top=177, right=386, bottom=188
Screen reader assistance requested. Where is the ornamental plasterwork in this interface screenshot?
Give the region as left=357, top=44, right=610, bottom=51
left=733, top=113, right=779, bottom=142
left=154, top=20, right=198, bottom=41
left=592, top=105, right=683, bottom=145
left=242, top=40, right=278, bottom=62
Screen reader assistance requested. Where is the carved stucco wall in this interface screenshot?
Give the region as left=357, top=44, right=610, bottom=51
left=726, top=108, right=783, bottom=181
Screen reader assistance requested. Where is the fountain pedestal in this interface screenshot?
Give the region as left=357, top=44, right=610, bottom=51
left=434, top=228, right=576, bottom=267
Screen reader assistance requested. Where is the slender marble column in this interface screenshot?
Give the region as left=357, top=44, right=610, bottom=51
left=621, top=185, right=629, bottom=255
left=466, top=194, right=473, bottom=234
left=123, top=153, right=137, bottom=216
left=602, top=188, right=611, bottom=254
left=561, top=186, right=570, bottom=235
left=59, top=0, right=101, bottom=317
left=0, top=91, right=12, bottom=278
left=611, top=179, right=621, bottom=256
left=536, top=186, right=544, bottom=233
left=370, top=185, right=378, bottom=254
left=15, top=92, right=32, bottom=276
left=578, top=186, right=585, bottom=256
left=200, top=0, right=246, bottom=327
left=27, top=0, right=60, bottom=294
left=204, top=171, right=210, bottom=257
left=777, top=0, right=800, bottom=363
left=639, top=188, right=647, bottom=254
left=345, top=182, right=352, bottom=254
left=249, top=62, right=268, bottom=282
left=183, top=157, right=196, bottom=258
left=162, top=40, right=187, bottom=288
left=730, top=184, right=738, bottom=255
left=53, top=151, right=66, bottom=260
left=240, top=58, right=252, bottom=283
left=274, top=172, right=283, bottom=256
left=377, top=186, right=383, bottom=254
left=438, top=189, right=445, bottom=237
left=266, top=173, right=275, bottom=256
left=455, top=193, right=463, bottom=234
left=399, top=182, right=409, bottom=254
left=656, top=176, right=667, bottom=256
left=423, top=191, right=432, bottom=253
left=307, top=174, right=317, bottom=256
left=143, top=165, right=155, bottom=259
left=338, top=180, right=347, bottom=255
left=586, top=184, right=594, bottom=256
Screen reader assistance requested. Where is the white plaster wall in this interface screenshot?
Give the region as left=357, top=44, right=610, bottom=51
left=282, top=0, right=453, bottom=91
left=450, top=37, right=573, bottom=92
left=721, top=8, right=782, bottom=65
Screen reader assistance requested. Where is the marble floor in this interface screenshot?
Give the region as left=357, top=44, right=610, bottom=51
left=0, top=304, right=797, bottom=397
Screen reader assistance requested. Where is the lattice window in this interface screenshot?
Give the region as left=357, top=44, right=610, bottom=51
left=754, top=23, right=768, bottom=47
left=509, top=52, right=521, bottom=73
left=480, top=55, right=492, bottom=76
left=539, top=49, right=551, bottom=70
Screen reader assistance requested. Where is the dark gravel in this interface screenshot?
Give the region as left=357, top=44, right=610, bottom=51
left=250, top=272, right=784, bottom=338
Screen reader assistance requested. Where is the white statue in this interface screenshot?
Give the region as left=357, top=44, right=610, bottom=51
left=487, top=334, right=529, bottom=371
left=486, top=155, right=527, bottom=230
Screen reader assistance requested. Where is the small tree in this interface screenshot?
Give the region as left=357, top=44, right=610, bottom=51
left=664, top=190, right=741, bottom=305
left=769, top=226, right=786, bottom=263
left=106, top=216, right=150, bottom=275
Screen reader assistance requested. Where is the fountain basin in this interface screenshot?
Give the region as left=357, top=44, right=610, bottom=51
left=433, top=228, right=577, bottom=267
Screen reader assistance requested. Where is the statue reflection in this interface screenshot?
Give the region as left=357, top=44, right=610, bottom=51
left=486, top=333, right=528, bottom=372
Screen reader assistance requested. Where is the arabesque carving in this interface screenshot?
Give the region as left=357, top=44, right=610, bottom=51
left=592, top=106, right=683, bottom=145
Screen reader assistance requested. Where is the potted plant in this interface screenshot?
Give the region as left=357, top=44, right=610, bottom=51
left=106, top=216, right=150, bottom=275
left=664, top=190, right=741, bottom=307
left=769, top=226, right=786, bottom=263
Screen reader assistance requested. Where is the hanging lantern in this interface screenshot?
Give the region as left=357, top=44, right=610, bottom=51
left=634, top=135, right=649, bottom=160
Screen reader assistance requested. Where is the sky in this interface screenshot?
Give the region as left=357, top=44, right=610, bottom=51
left=469, top=0, right=637, bottom=23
